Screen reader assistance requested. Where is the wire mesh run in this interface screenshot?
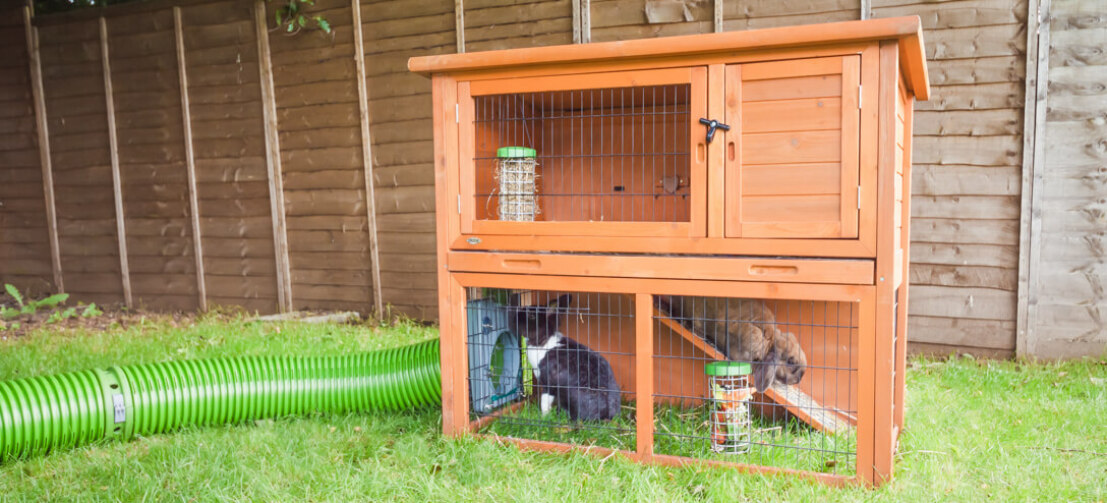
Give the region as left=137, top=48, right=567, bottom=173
left=472, top=85, right=692, bottom=223
left=466, top=288, right=637, bottom=451
left=652, top=295, right=858, bottom=475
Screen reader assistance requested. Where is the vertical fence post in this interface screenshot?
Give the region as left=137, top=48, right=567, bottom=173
left=580, top=0, right=591, bottom=43
left=100, top=16, right=132, bottom=308
left=860, top=0, right=870, bottom=20
left=713, top=0, right=722, bottom=32
left=572, top=0, right=581, bottom=43
left=173, top=6, right=207, bottom=311
left=454, top=0, right=465, bottom=53
left=351, top=0, right=384, bottom=319
left=1017, top=0, right=1051, bottom=357
left=23, top=5, right=63, bottom=293
left=253, top=0, right=293, bottom=313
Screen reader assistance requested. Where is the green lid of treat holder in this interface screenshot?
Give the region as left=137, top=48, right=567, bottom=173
left=496, top=146, right=536, bottom=158
left=704, top=361, right=752, bottom=376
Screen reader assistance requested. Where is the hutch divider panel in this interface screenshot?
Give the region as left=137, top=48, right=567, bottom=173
left=415, top=17, right=928, bottom=486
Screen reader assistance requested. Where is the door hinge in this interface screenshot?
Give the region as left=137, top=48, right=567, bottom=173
left=858, top=85, right=863, bottom=109
left=455, top=103, right=459, bottom=123
left=457, top=194, right=462, bottom=213
left=857, top=186, right=862, bottom=209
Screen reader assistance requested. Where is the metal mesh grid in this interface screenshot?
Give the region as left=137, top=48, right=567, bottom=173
left=466, top=288, right=637, bottom=451
left=472, top=85, right=692, bottom=223
left=652, top=296, right=858, bottom=475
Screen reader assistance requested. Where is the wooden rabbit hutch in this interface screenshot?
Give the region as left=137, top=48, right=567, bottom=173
left=410, top=17, right=928, bottom=487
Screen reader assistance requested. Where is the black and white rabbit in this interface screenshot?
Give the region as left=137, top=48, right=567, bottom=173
left=509, top=294, right=621, bottom=421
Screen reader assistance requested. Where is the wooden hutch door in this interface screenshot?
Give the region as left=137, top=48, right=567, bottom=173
left=723, top=55, right=861, bottom=239
left=457, top=67, right=708, bottom=239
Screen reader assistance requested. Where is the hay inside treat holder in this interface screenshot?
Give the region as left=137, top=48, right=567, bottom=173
left=494, top=146, right=539, bottom=221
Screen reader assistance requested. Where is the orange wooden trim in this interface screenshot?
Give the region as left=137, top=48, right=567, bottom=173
left=449, top=43, right=872, bottom=82
left=479, top=435, right=852, bottom=487
left=871, top=41, right=899, bottom=486
left=470, top=221, right=692, bottom=238
left=469, top=67, right=694, bottom=96
left=893, top=91, right=913, bottom=433
left=723, top=63, right=742, bottom=238
left=840, top=55, right=861, bottom=239
left=635, top=293, right=655, bottom=461
left=409, top=16, right=928, bottom=99
left=857, top=43, right=881, bottom=257
left=855, top=289, right=877, bottom=486
left=452, top=233, right=876, bottom=258
left=469, top=401, right=528, bottom=432
left=434, top=75, right=467, bottom=437
left=897, top=23, right=930, bottom=100
left=706, top=64, right=725, bottom=238
left=449, top=272, right=872, bottom=303
left=447, top=252, right=874, bottom=285
left=457, top=81, right=475, bottom=235
left=443, top=274, right=471, bottom=436
left=690, top=66, right=709, bottom=238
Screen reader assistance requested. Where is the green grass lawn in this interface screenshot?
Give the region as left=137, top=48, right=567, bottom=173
left=0, top=313, right=1103, bottom=502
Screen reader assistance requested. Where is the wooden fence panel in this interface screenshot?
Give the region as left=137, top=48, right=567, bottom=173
left=107, top=9, right=199, bottom=311
left=38, top=18, right=125, bottom=305
left=181, top=0, right=279, bottom=313
left=0, top=7, right=52, bottom=296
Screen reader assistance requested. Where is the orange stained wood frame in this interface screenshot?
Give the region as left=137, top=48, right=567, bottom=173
left=409, top=16, right=930, bottom=102
left=423, top=19, right=923, bottom=487
left=439, top=272, right=880, bottom=485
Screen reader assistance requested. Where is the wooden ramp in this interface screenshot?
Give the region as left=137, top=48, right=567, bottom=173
left=654, top=309, right=854, bottom=435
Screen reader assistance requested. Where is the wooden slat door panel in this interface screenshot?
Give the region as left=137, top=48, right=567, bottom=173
left=724, top=56, right=861, bottom=239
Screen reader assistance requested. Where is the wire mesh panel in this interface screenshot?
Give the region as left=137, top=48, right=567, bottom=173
left=652, top=295, right=858, bottom=475
left=472, top=85, right=692, bottom=223
left=466, top=288, right=637, bottom=451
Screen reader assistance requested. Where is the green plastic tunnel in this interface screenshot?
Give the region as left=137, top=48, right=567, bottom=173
left=0, top=339, right=440, bottom=461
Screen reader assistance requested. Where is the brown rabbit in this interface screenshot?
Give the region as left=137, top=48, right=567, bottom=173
left=658, top=297, right=807, bottom=391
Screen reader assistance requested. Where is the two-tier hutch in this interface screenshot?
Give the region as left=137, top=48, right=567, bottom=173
left=410, top=16, right=928, bottom=487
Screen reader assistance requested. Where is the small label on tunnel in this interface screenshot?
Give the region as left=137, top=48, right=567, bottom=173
left=112, top=394, right=126, bottom=423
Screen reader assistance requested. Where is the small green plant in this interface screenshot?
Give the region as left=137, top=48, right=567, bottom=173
left=5, top=283, right=70, bottom=315
left=82, top=303, right=103, bottom=318
left=269, top=0, right=331, bottom=35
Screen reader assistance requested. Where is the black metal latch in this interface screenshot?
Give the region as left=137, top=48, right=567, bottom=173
left=698, top=118, right=730, bottom=144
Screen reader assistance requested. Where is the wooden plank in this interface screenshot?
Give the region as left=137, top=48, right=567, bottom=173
left=23, top=6, right=63, bottom=293
left=572, top=0, right=581, bottom=43
left=174, top=6, right=206, bottom=311
left=100, top=16, right=133, bottom=308
left=713, top=0, right=722, bottom=32
left=1017, top=0, right=1049, bottom=357
left=352, top=0, right=384, bottom=318
left=581, top=0, right=590, bottom=43
left=455, top=0, right=465, bottom=53
left=254, top=0, right=293, bottom=313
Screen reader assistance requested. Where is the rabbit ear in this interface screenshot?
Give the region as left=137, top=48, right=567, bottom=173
left=752, top=347, right=780, bottom=393
left=549, top=294, right=572, bottom=309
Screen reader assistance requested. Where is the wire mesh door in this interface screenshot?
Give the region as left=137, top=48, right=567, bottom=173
left=459, top=68, right=708, bottom=238
left=465, top=287, right=638, bottom=451
left=651, top=295, right=859, bottom=475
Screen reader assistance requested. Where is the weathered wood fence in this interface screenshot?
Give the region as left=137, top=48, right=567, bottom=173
left=0, top=0, right=1103, bottom=358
